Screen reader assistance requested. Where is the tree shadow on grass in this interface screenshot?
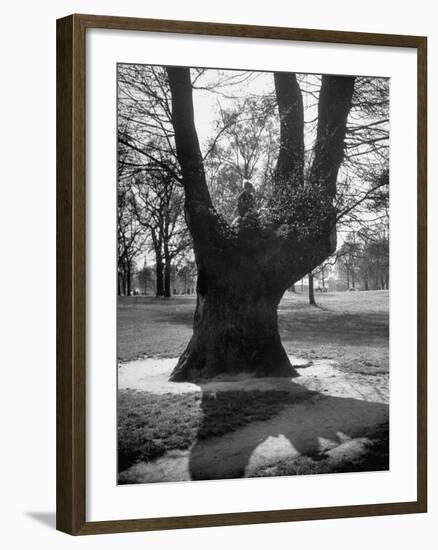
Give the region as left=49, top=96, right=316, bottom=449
left=188, top=380, right=389, bottom=481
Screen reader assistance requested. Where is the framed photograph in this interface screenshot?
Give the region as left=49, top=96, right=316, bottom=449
left=56, top=14, right=427, bottom=535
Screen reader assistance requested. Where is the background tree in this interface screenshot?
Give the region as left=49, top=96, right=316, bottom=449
left=308, top=272, right=316, bottom=306
left=175, top=259, right=197, bottom=294
left=117, top=183, right=145, bottom=296
left=130, top=168, right=190, bottom=297
left=336, top=236, right=362, bottom=290
left=135, top=260, right=155, bottom=295
left=358, top=236, right=389, bottom=290
left=118, top=65, right=191, bottom=297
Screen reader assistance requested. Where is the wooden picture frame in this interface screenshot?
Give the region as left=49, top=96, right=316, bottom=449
left=56, top=13, right=427, bottom=535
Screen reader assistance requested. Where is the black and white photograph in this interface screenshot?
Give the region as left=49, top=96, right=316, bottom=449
left=0, top=0, right=432, bottom=544
left=117, top=63, right=390, bottom=484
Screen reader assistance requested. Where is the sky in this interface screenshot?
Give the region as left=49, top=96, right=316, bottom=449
left=191, top=69, right=320, bottom=154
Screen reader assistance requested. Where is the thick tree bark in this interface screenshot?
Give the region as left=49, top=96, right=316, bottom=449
left=273, top=73, right=304, bottom=193
left=166, top=67, right=355, bottom=381
left=170, top=264, right=294, bottom=381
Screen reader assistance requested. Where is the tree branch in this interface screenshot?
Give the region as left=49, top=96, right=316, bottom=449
left=309, top=75, right=356, bottom=198
left=166, top=66, right=213, bottom=208
left=273, top=72, right=304, bottom=188
left=166, top=66, right=232, bottom=255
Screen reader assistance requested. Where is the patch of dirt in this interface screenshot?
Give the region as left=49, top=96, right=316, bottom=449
left=118, top=356, right=387, bottom=400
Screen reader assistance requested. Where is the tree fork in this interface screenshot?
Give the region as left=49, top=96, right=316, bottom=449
left=166, top=67, right=355, bottom=381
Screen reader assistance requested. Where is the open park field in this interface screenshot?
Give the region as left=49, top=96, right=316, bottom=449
left=117, top=290, right=389, bottom=483
left=118, top=290, right=389, bottom=374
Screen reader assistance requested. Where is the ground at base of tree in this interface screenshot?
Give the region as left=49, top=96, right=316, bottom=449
left=118, top=290, right=389, bottom=376
left=117, top=290, right=389, bottom=483
left=118, top=359, right=388, bottom=483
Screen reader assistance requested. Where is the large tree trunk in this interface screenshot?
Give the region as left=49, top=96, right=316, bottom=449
left=166, top=67, right=354, bottom=381
left=170, top=266, right=295, bottom=381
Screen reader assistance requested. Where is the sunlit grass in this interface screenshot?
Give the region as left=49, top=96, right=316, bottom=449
left=252, top=423, right=389, bottom=477
left=118, top=291, right=389, bottom=374
left=118, top=388, right=314, bottom=472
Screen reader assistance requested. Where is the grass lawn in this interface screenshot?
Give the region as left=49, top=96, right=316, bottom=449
left=118, top=388, right=315, bottom=473
left=118, top=290, right=389, bottom=374
left=252, top=422, right=389, bottom=477
left=118, top=290, right=389, bottom=479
